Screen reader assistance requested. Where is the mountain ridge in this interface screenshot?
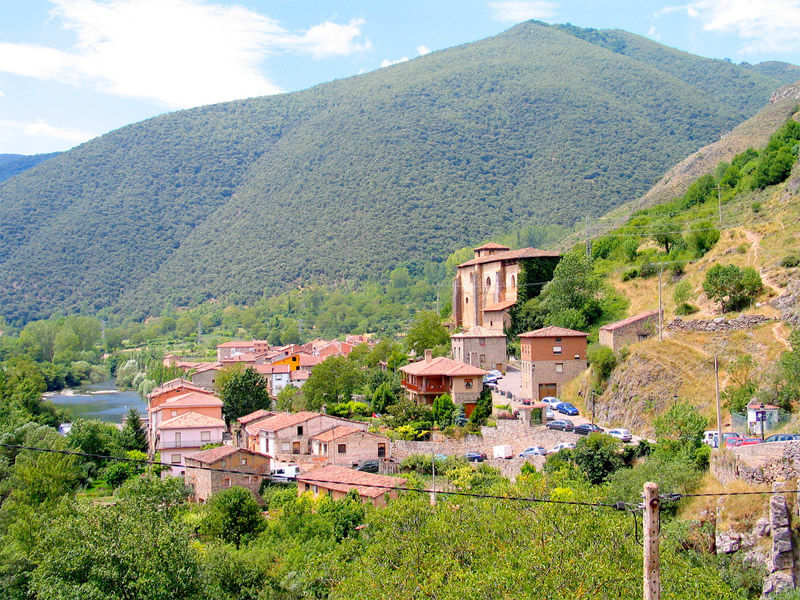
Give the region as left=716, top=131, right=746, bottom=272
left=0, top=21, right=795, bottom=324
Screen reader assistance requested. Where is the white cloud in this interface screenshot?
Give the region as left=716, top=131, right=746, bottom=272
left=416, top=45, right=431, bottom=56
left=487, top=1, right=558, bottom=23
left=647, top=25, right=661, bottom=40
left=0, top=118, right=95, bottom=151
left=0, top=0, right=371, bottom=108
left=665, top=0, right=800, bottom=54
left=380, top=56, right=409, bottom=68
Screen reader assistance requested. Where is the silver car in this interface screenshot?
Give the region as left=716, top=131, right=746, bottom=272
left=608, top=428, right=632, bottom=442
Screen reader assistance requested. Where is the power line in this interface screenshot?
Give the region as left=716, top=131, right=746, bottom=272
left=0, top=443, right=630, bottom=510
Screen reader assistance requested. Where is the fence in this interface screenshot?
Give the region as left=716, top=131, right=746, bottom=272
left=730, top=411, right=791, bottom=436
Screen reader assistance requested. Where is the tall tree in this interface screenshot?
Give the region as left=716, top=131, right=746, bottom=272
left=302, top=356, right=364, bottom=411
left=201, top=486, right=266, bottom=548
left=405, top=311, right=449, bottom=356
left=120, top=408, right=147, bottom=453
left=215, top=366, right=271, bottom=425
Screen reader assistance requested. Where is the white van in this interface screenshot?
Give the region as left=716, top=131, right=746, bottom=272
left=270, top=465, right=300, bottom=482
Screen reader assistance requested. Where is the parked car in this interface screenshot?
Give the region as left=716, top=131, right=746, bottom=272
left=485, top=381, right=498, bottom=390
left=726, top=437, right=764, bottom=447
left=356, top=460, right=380, bottom=473
left=703, top=431, right=741, bottom=448
left=434, top=454, right=448, bottom=461
left=608, top=428, right=632, bottom=442
left=519, top=446, right=548, bottom=457
left=546, top=408, right=555, bottom=420
left=764, top=434, right=800, bottom=443
left=574, top=423, right=604, bottom=436
left=483, top=374, right=499, bottom=384
left=488, top=370, right=503, bottom=380
left=545, top=419, right=574, bottom=432
left=541, top=396, right=561, bottom=409
left=270, top=465, right=300, bottom=482
left=556, top=402, right=579, bottom=416
left=466, top=451, right=488, bottom=462
left=550, top=442, right=575, bottom=453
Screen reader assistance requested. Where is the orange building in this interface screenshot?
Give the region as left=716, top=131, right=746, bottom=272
left=399, top=350, right=487, bottom=416
left=519, top=326, right=588, bottom=400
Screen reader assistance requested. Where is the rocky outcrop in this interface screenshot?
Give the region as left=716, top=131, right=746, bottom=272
left=668, top=315, right=773, bottom=333
left=762, top=486, right=796, bottom=598
left=770, top=277, right=800, bottom=329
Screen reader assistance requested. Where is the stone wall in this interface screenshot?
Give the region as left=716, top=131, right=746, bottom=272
left=667, top=314, right=772, bottom=333
left=599, top=312, right=658, bottom=352
left=713, top=442, right=800, bottom=485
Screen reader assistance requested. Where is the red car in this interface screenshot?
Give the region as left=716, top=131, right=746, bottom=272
left=726, top=437, right=763, bottom=447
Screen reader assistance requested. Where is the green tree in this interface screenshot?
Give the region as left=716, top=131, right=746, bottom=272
left=571, top=433, right=623, bottom=484
left=431, top=393, right=456, bottom=427
left=654, top=400, right=707, bottom=456
left=216, top=366, right=271, bottom=425
left=587, top=344, right=617, bottom=386
left=275, top=384, right=302, bottom=412
left=687, top=222, right=720, bottom=257
left=702, top=264, right=763, bottom=312
left=301, top=356, right=364, bottom=411
left=120, top=408, right=147, bottom=453
left=469, top=387, right=492, bottom=425
left=538, top=252, right=602, bottom=328
left=202, top=486, right=266, bottom=548
left=405, top=311, right=449, bottom=357
left=372, top=381, right=396, bottom=414
left=651, top=220, right=682, bottom=254
left=17, top=320, right=58, bottom=363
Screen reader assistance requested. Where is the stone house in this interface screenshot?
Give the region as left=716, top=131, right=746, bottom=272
left=184, top=445, right=270, bottom=503
left=296, top=464, right=406, bottom=506
left=310, top=426, right=390, bottom=466
left=216, top=340, right=271, bottom=361
left=235, top=409, right=275, bottom=451
left=399, top=350, right=487, bottom=416
left=189, top=362, right=224, bottom=390
left=519, top=326, right=588, bottom=401
left=249, top=412, right=369, bottom=461
left=451, top=325, right=507, bottom=371
left=452, top=243, right=560, bottom=332
left=598, top=310, right=659, bottom=352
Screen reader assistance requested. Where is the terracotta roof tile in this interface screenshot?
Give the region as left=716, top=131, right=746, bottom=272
left=482, top=298, right=517, bottom=312
left=518, top=326, right=588, bottom=338
left=311, top=426, right=366, bottom=442
left=400, top=356, right=487, bottom=377
left=474, top=242, right=510, bottom=251
left=247, top=411, right=322, bottom=433
left=457, top=247, right=560, bottom=268
left=184, top=445, right=239, bottom=464
left=451, top=326, right=507, bottom=339
left=599, top=310, right=659, bottom=332
left=158, top=412, right=226, bottom=430
left=238, top=409, right=274, bottom=425
left=297, top=464, right=406, bottom=498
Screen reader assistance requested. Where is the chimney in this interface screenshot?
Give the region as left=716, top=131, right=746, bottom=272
left=424, top=349, right=432, bottom=363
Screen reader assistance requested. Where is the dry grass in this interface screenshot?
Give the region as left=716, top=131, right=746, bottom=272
left=681, top=472, right=774, bottom=533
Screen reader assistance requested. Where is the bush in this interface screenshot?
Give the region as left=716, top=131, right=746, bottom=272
left=102, top=461, right=136, bottom=488
left=703, top=264, right=763, bottom=312
left=587, top=344, right=617, bottom=385
left=571, top=434, right=623, bottom=484
left=621, top=267, right=639, bottom=281
left=781, top=254, right=800, bottom=268
left=675, top=302, right=698, bottom=316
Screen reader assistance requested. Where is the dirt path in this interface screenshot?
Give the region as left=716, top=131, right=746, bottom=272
left=742, top=228, right=785, bottom=296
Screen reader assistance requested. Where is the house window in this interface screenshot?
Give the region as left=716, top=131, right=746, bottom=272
left=224, top=478, right=231, bottom=487
left=555, top=363, right=564, bottom=373
left=171, top=454, right=181, bottom=464
left=464, top=379, right=473, bottom=389
left=174, top=432, right=181, bottom=446
left=221, top=460, right=226, bottom=467
left=312, top=485, right=318, bottom=494
left=486, top=276, right=491, bottom=289
left=480, top=354, right=486, bottom=363
left=555, top=337, right=562, bottom=343
left=241, top=457, right=248, bottom=466
left=378, top=443, right=386, bottom=458
left=297, top=426, right=304, bottom=436
left=201, top=431, right=210, bottom=442
left=171, top=410, right=178, bottom=417
left=479, top=338, right=485, bottom=346
left=337, top=443, right=347, bottom=454
left=465, top=297, right=469, bottom=304
left=553, top=346, right=562, bottom=354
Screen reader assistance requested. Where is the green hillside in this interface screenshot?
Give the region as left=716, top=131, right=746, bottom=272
left=0, top=153, right=60, bottom=185
left=0, top=21, right=794, bottom=324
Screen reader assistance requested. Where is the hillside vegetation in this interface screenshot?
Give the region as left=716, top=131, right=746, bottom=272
left=0, top=153, right=59, bottom=185
left=0, top=21, right=796, bottom=324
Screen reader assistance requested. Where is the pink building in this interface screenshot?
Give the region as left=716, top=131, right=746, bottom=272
left=157, top=412, right=227, bottom=476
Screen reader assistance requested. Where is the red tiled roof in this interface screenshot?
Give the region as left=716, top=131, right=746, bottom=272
left=238, top=409, right=274, bottom=425
left=297, top=465, right=406, bottom=498
left=298, top=355, right=322, bottom=367
left=482, top=299, right=517, bottom=312
left=158, top=412, right=226, bottom=430
left=457, top=247, right=560, bottom=268
left=400, top=356, right=487, bottom=377
left=599, top=310, right=659, bottom=332
left=311, top=425, right=366, bottom=442
left=184, top=445, right=238, bottom=464
left=217, top=340, right=259, bottom=348
left=148, top=378, right=209, bottom=398
left=519, top=326, right=589, bottom=338
left=192, top=362, right=223, bottom=374
left=254, top=363, right=291, bottom=375
left=160, top=391, right=223, bottom=409
left=291, top=369, right=311, bottom=381
left=451, top=326, right=506, bottom=339
left=474, top=242, right=510, bottom=251
left=247, top=411, right=321, bottom=433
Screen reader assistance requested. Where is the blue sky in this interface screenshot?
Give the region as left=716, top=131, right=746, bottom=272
left=2, top=0, right=800, bottom=154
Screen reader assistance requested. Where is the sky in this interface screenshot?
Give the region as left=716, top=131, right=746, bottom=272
left=3, top=0, right=800, bottom=154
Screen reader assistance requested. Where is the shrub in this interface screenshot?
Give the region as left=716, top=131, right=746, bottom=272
left=571, top=434, right=623, bottom=484
left=781, top=254, right=800, bottom=268
left=103, top=461, right=135, bottom=488
left=703, top=264, right=763, bottom=312
left=751, top=201, right=762, bottom=213
left=675, top=302, right=698, bottom=316
left=621, top=267, right=639, bottom=281
left=587, top=344, right=617, bottom=385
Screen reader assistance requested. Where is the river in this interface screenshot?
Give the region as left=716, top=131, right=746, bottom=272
left=47, top=380, right=146, bottom=424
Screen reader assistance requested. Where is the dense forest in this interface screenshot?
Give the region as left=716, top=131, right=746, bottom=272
left=0, top=21, right=796, bottom=325
left=0, top=153, right=59, bottom=185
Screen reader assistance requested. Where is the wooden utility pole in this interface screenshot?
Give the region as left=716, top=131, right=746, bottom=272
left=643, top=482, right=660, bottom=600
left=658, top=267, right=663, bottom=341
left=716, top=183, right=723, bottom=225
left=714, top=354, right=723, bottom=449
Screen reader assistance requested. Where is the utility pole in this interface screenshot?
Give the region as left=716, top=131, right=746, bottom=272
left=591, top=390, right=596, bottom=426
left=714, top=354, right=723, bottom=449
left=430, top=447, right=437, bottom=506
left=658, top=267, right=663, bottom=342
left=643, top=482, right=660, bottom=600
left=716, top=183, right=723, bottom=225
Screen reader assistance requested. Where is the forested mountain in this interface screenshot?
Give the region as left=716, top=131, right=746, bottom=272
left=0, top=153, right=59, bottom=185
left=0, top=21, right=796, bottom=324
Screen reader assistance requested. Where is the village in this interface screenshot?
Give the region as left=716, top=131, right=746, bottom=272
left=147, top=242, right=682, bottom=505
